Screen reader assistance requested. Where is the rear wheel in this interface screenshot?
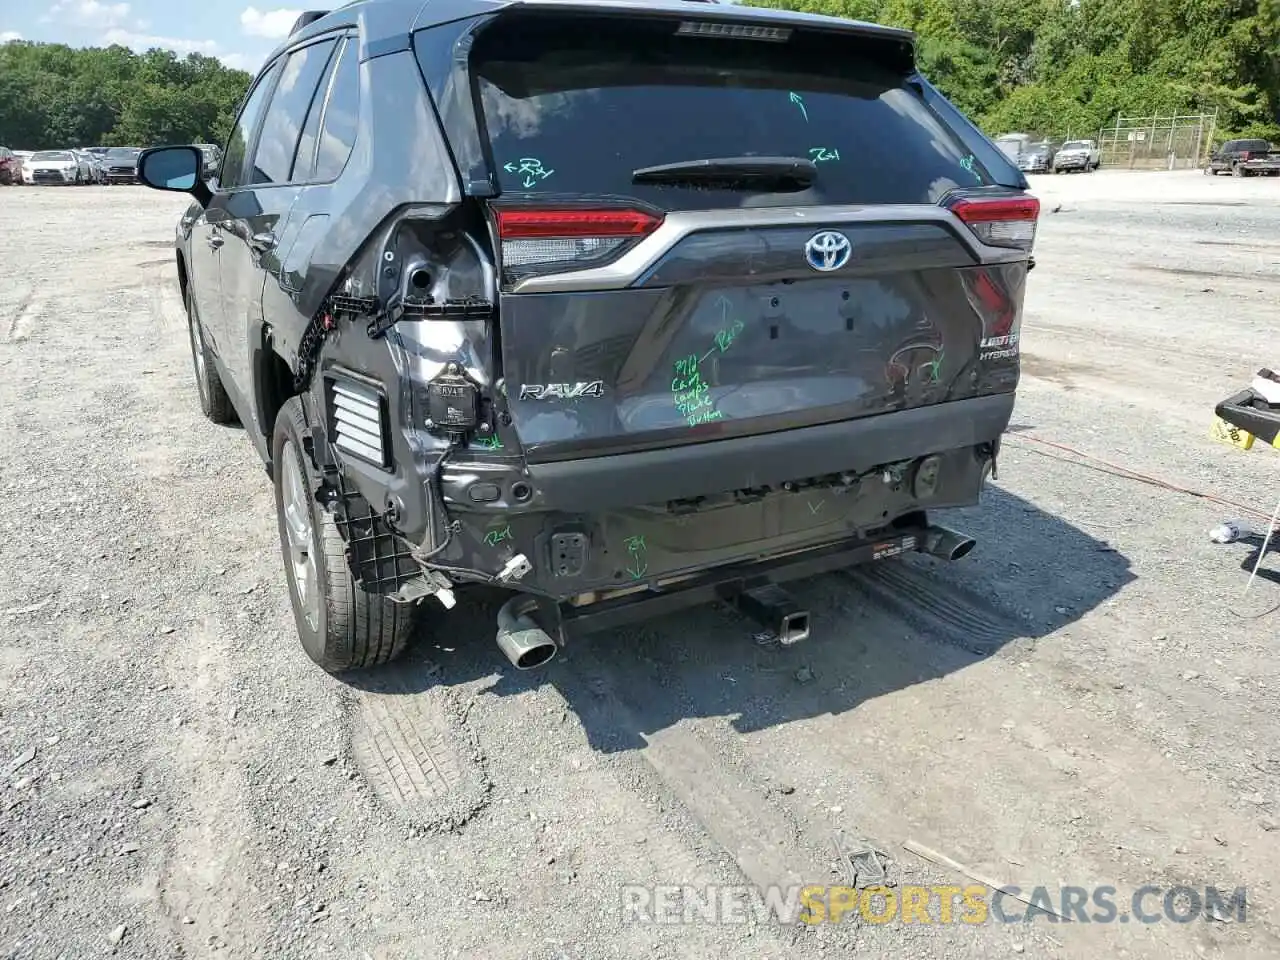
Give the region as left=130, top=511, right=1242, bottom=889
left=184, top=283, right=236, bottom=424
left=272, top=397, right=416, bottom=673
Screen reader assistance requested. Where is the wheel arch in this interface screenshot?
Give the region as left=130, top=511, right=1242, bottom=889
left=255, top=323, right=302, bottom=462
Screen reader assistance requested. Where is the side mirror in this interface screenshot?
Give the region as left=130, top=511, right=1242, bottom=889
left=137, top=146, right=211, bottom=206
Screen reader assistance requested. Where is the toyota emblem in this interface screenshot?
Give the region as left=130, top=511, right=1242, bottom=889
left=804, top=231, right=852, bottom=272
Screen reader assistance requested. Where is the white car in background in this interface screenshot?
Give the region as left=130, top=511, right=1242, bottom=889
left=1053, top=139, right=1101, bottom=173
left=23, top=150, right=94, bottom=185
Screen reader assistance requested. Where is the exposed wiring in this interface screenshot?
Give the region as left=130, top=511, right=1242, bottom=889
left=410, top=446, right=455, bottom=562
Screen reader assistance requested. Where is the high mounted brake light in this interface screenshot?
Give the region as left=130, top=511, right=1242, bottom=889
left=949, top=196, right=1040, bottom=252
left=495, top=207, right=664, bottom=273
left=674, top=21, right=792, bottom=42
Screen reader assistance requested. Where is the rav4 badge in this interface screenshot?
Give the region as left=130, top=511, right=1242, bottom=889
left=519, top=381, right=606, bottom=401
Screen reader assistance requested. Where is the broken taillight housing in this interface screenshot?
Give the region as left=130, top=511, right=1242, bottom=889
left=949, top=195, right=1040, bottom=252
left=494, top=207, right=664, bottom=278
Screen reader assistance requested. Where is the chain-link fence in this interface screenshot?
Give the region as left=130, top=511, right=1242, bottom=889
left=1096, top=112, right=1218, bottom=170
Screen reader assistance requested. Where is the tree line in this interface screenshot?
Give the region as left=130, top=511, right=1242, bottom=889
left=752, top=0, right=1280, bottom=141
left=0, top=42, right=251, bottom=149
left=3, top=0, right=1278, bottom=151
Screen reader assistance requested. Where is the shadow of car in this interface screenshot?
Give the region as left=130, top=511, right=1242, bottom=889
left=343, top=485, right=1133, bottom=756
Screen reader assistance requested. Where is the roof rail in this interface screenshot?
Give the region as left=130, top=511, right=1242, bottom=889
left=289, top=11, right=331, bottom=35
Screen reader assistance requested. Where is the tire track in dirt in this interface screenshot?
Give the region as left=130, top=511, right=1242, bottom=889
left=569, top=641, right=824, bottom=894
left=1, top=286, right=42, bottom=343
left=157, top=617, right=273, bottom=954
left=345, top=666, right=492, bottom=833
left=838, top=562, right=1020, bottom=655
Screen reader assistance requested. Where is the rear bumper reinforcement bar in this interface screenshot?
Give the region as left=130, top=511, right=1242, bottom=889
left=555, top=524, right=926, bottom=638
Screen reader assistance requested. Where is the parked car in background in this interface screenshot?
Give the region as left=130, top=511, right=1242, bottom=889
left=104, top=147, right=142, bottom=183
left=0, top=146, right=20, bottom=185
left=1017, top=140, right=1056, bottom=174
left=1205, top=139, right=1280, bottom=176
left=995, top=133, right=1033, bottom=166
left=193, top=142, right=222, bottom=178
left=1053, top=140, right=1100, bottom=173
left=12, top=150, right=33, bottom=184
left=22, top=150, right=92, bottom=185
left=75, top=149, right=108, bottom=183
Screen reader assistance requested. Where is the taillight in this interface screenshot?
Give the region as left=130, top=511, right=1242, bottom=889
left=494, top=207, right=664, bottom=275
left=949, top=196, right=1040, bottom=252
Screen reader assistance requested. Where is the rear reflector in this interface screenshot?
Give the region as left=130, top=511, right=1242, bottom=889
left=950, top=196, right=1040, bottom=251
left=496, top=208, right=664, bottom=272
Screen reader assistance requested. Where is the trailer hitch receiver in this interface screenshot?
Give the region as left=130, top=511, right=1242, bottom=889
left=735, top=583, right=811, bottom=645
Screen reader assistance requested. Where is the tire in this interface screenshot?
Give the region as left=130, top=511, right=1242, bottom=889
left=183, top=282, right=236, bottom=424
left=272, top=396, right=416, bottom=673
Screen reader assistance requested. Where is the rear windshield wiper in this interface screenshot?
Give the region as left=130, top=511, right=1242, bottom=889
left=632, top=156, right=816, bottom=191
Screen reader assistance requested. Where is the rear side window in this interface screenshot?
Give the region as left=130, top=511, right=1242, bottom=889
left=220, top=62, right=280, bottom=190
left=313, top=38, right=360, bottom=181
left=291, top=40, right=342, bottom=181
left=250, top=37, right=338, bottom=186
left=470, top=15, right=995, bottom=209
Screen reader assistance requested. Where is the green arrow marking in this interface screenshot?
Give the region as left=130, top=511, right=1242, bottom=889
left=626, top=562, right=649, bottom=580
left=789, top=92, right=808, bottom=122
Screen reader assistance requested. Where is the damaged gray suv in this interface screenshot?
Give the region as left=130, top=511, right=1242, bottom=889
left=136, top=0, right=1037, bottom=674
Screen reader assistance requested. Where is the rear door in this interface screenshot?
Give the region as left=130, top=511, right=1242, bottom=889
left=218, top=35, right=339, bottom=403
left=195, top=62, right=281, bottom=374
left=467, top=11, right=1035, bottom=462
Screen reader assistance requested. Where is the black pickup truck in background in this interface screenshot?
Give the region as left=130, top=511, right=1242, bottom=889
left=1205, top=138, right=1280, bottom=176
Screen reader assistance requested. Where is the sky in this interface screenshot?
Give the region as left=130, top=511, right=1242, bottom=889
left=0, top=0, right=305, bottom=72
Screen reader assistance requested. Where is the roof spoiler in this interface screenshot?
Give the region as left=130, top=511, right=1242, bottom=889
left=290, top=11, right=331, bottom=35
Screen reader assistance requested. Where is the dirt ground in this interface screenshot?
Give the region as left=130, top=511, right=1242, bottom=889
left=3, top=169, right=1280, bottom=960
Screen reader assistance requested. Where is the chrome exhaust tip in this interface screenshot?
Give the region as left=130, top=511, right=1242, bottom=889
left=495, top=595, right=558, bottom=670
left=922, top=525, right=977, bottom=562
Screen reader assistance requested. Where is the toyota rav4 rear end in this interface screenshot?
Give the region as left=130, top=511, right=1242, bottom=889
left=277, top=0, right=1036, bottom=671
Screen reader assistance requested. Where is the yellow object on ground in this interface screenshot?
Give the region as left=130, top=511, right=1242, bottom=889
left=1212, top=416, right=1256, bottom=450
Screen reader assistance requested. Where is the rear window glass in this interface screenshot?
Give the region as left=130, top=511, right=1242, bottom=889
left=471, top=15, right=995, bottom=209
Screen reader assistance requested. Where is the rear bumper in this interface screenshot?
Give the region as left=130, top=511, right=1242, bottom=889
left=527, top=393, right=1014, bottom=512
left=395, top=393, right=1013, bottom=599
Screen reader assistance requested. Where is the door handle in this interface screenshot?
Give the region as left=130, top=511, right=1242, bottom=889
left=207, top=233, right=224, bottom=250
left=249, top=232, right=277, bottom=253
